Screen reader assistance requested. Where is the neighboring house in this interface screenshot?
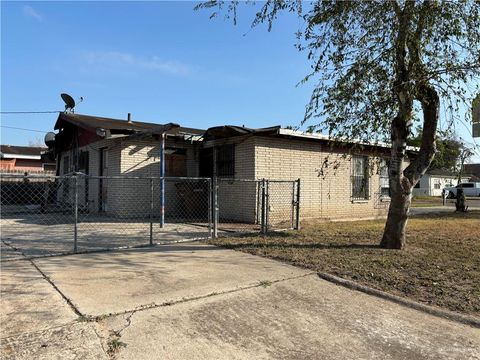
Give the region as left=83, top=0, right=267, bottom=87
left=0, top=145, right=56, bottom=172
left=50, top=112, right=417, bottom=222
left=412, top=169, right=470, bottom=197
left=464, top=164, right=480, bottom=182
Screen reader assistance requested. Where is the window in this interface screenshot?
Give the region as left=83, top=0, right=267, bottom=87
left=216, top=144, right=235, bottom=178
left=352, top=155, right=369, bottom=200
left=379, top=160, right=390, bottom=198
left=457, top=183, right=473, bottom=188
left=198, top=145, right=235, bottom=178
left=434, top=181, right=441, bottom=189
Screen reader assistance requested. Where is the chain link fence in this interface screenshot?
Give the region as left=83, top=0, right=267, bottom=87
left=1, top=173, right=300, bottom=259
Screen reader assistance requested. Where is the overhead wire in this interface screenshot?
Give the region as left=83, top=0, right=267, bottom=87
left=0, top=111, right=61, bottom=114
left=1, top=125, right=50, bottom=133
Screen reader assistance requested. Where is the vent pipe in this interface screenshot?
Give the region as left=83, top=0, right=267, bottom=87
left=127, top=113, right=132, bottom=123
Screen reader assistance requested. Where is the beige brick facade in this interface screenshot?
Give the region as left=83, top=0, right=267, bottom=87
left=252, top=136, right=392, bottom=221
left=58, top=136, right=204, bottom=218
left=58, top=132, right=402, bottom=223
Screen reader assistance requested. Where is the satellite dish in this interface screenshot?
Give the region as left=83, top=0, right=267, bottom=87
left=61, top=93, right=76, bottom=112
left=44, top=132, right=56, bottom=147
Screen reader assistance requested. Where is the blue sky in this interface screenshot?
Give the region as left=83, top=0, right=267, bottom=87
left=1, top=1, right=313, bottom=145
left=1, top=1, right=478, bottom=161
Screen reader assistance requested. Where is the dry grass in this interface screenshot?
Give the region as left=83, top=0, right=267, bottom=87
left=210, top=211, right=480, bottom=316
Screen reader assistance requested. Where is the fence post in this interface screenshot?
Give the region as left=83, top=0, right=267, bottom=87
left=265, top=179, right=270, bottom=233
left=73, top=174, right=78, bottom=253
left=150, top=178, right=154, bottom=245
left=295, top=178, right=301, bottom=230
left=213, top=177, right=218, bottom=238
left=261, top=179, right=266, bottom=234
left=207, top=178, right=212, bottom=238
left=291, top=181, right=295, bottom=229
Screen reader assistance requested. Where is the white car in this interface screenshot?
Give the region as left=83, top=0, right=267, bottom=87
left=444, top=182, right=480, bottom=198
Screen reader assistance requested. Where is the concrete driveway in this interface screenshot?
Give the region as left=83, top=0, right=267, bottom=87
left=1, top=242, right=479, bottom=359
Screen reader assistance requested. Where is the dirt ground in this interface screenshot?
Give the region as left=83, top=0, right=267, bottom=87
left=210, top=211, right=480, bottom=316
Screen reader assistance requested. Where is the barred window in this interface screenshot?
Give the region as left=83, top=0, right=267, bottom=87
left=352, top=155, right=369, bottom=200
left=379, top=159, right=390, bottom=198
left=216, top=144, right=235, bottom=178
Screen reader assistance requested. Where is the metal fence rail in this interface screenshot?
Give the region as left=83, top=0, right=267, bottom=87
left=1, top=173, right=300, bottom=259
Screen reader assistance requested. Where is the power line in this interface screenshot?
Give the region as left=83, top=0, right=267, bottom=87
left=1, top=125, right=50, bottom=133
left=0, top=111, right=61, bottom=114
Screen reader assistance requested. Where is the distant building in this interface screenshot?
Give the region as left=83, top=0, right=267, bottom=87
left=413, top=169, right=470, bottom=197
left=0, top=145, right=56, bottom=172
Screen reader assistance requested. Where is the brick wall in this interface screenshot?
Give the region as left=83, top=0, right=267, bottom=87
left=253, top=136, right=393, bottom=221
left=217, top=137, right=258, bottom=223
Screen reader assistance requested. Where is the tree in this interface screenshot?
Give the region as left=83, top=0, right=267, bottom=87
left=457, top=144, right=474, bottom=183
left=28, top=138, right=44, bottom=147
left=197, top=0, right=480, bottom=249
left=408, top=128, right=462, bottom=172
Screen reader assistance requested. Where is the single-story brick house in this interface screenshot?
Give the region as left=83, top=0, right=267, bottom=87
left=412, top=169, right=470, bottom=197
left=50, top=112, right=417, bottom=222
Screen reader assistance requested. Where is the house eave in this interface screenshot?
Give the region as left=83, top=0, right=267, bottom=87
left=278, top=129, right=420, bottom=152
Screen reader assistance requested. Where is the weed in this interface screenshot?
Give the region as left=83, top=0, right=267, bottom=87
left=107, top=331, right=127, bottom=357
left=259, top=280, right=272, bottom=288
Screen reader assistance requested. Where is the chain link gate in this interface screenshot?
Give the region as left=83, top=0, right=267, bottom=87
left=214, top=178, right=300, bottom=236
left=265, top=179, right=301, bottom=231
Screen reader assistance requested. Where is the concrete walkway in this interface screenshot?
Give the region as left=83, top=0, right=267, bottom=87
left=1, top=243, right=479, bottom=359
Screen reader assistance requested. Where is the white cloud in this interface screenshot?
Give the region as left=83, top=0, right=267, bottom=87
left=22, top=5, right=44, bottom=23
left=82, top=51, right=191, bottom=76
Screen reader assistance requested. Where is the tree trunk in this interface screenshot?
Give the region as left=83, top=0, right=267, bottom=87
left=381, top=191, right=411, bottom=249
left=380, top=112, right=412, bottom=249
left=381, top=84, right=439, bottom=249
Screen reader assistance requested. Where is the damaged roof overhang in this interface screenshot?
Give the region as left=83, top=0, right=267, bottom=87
left=203, top=125, right=281, bottom=141
left=54, top=112, right=180, bottom=137
left=202, top=125, right=419, bottom=155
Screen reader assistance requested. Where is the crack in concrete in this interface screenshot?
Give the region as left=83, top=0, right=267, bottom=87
left=89, top=273, right=315, bottom=359
left=28, top=258, right=85, bottom=317
left=93, top=272, right=317, bottom=321
left=3, top=239, right=315, bottom=359
left=1, top=240, right=85, bottom=319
